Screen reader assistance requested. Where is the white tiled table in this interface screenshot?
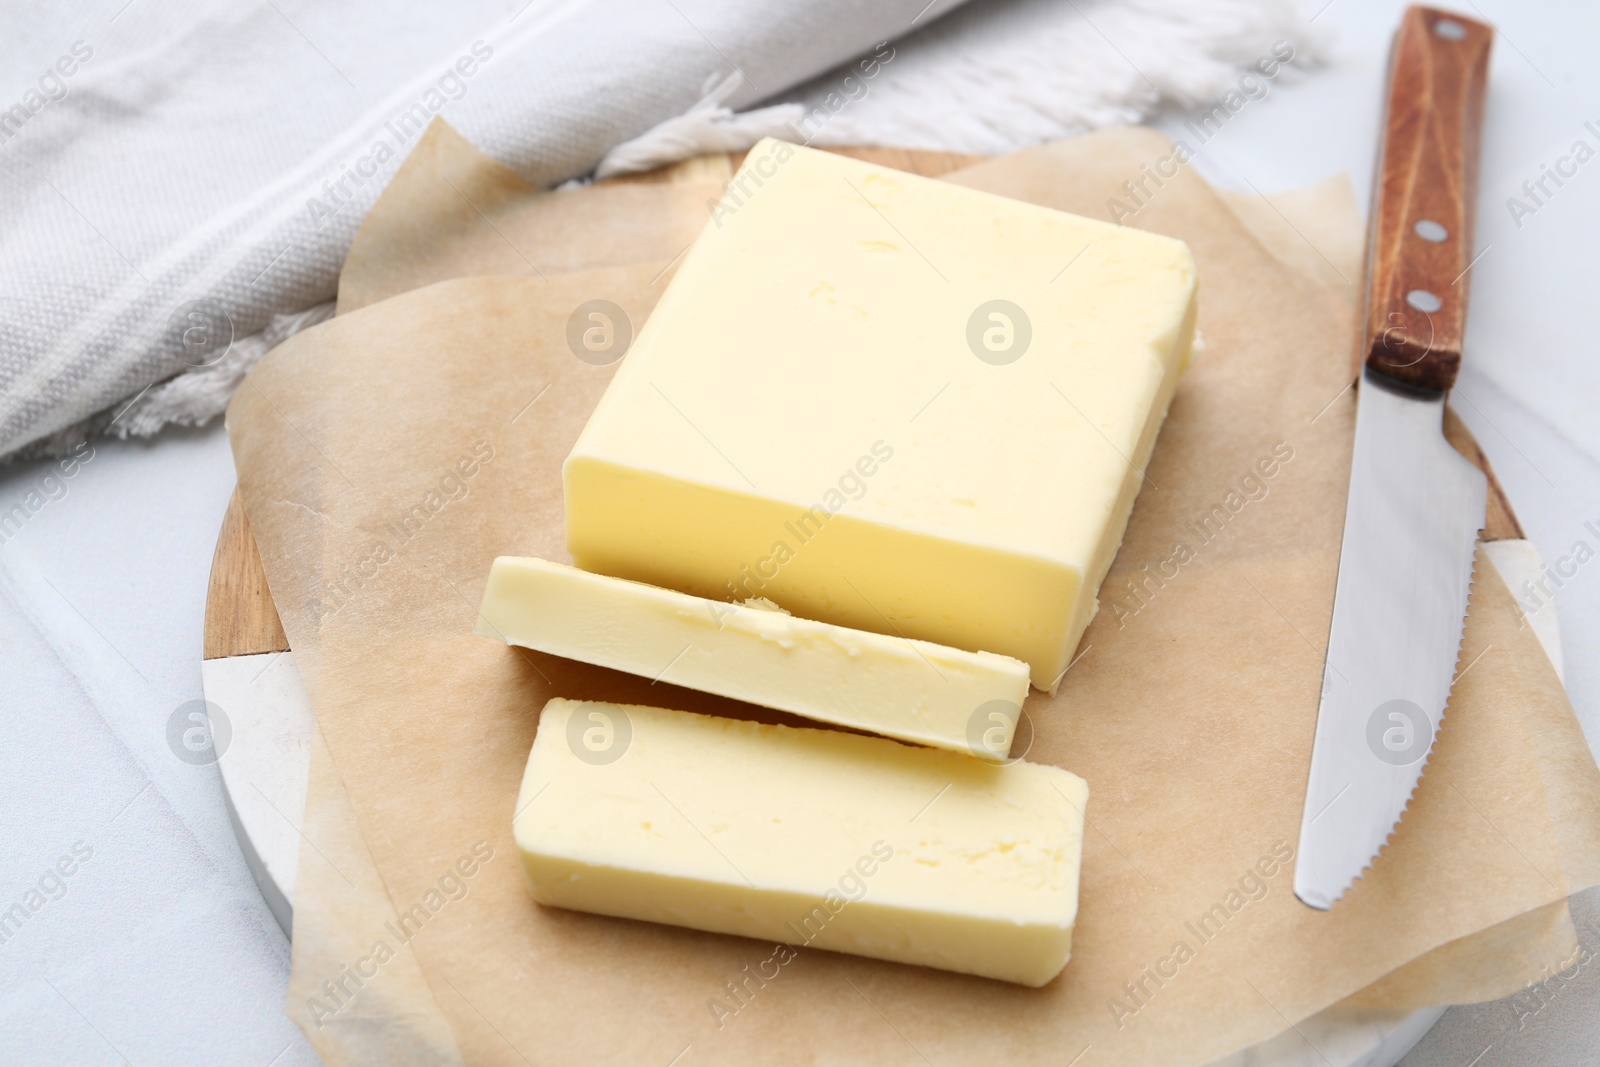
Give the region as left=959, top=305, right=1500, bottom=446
left=1, top=0, right=1595, bottom=1063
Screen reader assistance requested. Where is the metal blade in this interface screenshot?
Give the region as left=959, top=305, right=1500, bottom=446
left=1295, top=376, right=1487, bottom=910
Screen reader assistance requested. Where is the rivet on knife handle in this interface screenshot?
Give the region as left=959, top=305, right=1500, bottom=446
left=1363, top=6, right=1493, bottom=394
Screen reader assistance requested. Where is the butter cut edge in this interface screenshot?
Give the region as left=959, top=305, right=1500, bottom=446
left=475, top=555, right=1031, bottom=761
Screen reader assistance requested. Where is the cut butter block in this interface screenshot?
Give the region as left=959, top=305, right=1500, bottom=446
left=515, top=698, right=1089, bottom=987
left=565, top=138, right=1198, bottom=690
left=476, top=555, right=1030, bottom=759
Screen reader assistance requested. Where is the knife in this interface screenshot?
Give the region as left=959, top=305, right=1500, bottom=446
left=1294, top=5, right=1493, bottom=911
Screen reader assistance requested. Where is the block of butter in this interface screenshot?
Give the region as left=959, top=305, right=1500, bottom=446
left=565, top=139, right=1198, bottom=689
left=476, top=555, right=1030, bottom=759
left=516, top=699, right=1089, bottom=986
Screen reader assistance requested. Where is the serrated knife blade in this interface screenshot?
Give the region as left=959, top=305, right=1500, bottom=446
left=1294, top=5, right=1494, bottom=910
left=1294, top=381, right=1486, bottom=909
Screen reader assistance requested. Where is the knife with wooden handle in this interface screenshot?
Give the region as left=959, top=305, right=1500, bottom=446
left=1294, top=5, right=1493, bottom=910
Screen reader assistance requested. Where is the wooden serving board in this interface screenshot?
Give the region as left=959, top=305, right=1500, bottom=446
left=201, top=147, right=1549, bottom=1067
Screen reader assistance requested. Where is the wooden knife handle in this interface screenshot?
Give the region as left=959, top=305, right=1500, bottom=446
left=1363, top=5, right=1492, bottom=393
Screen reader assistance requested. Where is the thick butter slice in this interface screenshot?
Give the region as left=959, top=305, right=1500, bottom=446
left=477, top=555, right=1029, bottom=759
left=515, top=699, right=1088, bottom=986
left=565, top=139, right=1197, bottom=689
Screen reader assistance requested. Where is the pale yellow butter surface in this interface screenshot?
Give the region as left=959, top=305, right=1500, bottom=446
left=515, top=699, right=1089, bottom=986
left=565, top=139, right=1197, bottom=689
left=477, top=556, right=1029, bottom=759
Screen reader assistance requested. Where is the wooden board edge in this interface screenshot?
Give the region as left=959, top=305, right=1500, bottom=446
left=204, top=486, right=290, bottom=660
left=1445, top=405, right=1524, bottom=542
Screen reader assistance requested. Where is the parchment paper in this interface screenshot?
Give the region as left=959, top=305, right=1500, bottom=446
left=300, top=123, right=1586, bottom=1059
left=336, top=121, right=726, bottom=316
left=330, top=123, right=1590, bottom=1022
left=230, top=127, right=1600, bottom=1066
left=284, top=721, right=467, bottom=1066
left=294, top=127, right=1543, bottom=1066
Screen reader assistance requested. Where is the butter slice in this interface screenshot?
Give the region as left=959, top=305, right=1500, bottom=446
left=565, top=139, right=1198, bottom=689
left=516, top=699, right=1089, bottom=986
left=477, top=556, right=1029, bottom=759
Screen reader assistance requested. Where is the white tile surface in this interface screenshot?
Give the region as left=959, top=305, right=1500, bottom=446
left=0, top=425, right=320, bottom=1066
left=0, top=0, right=1596, bottom=1063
